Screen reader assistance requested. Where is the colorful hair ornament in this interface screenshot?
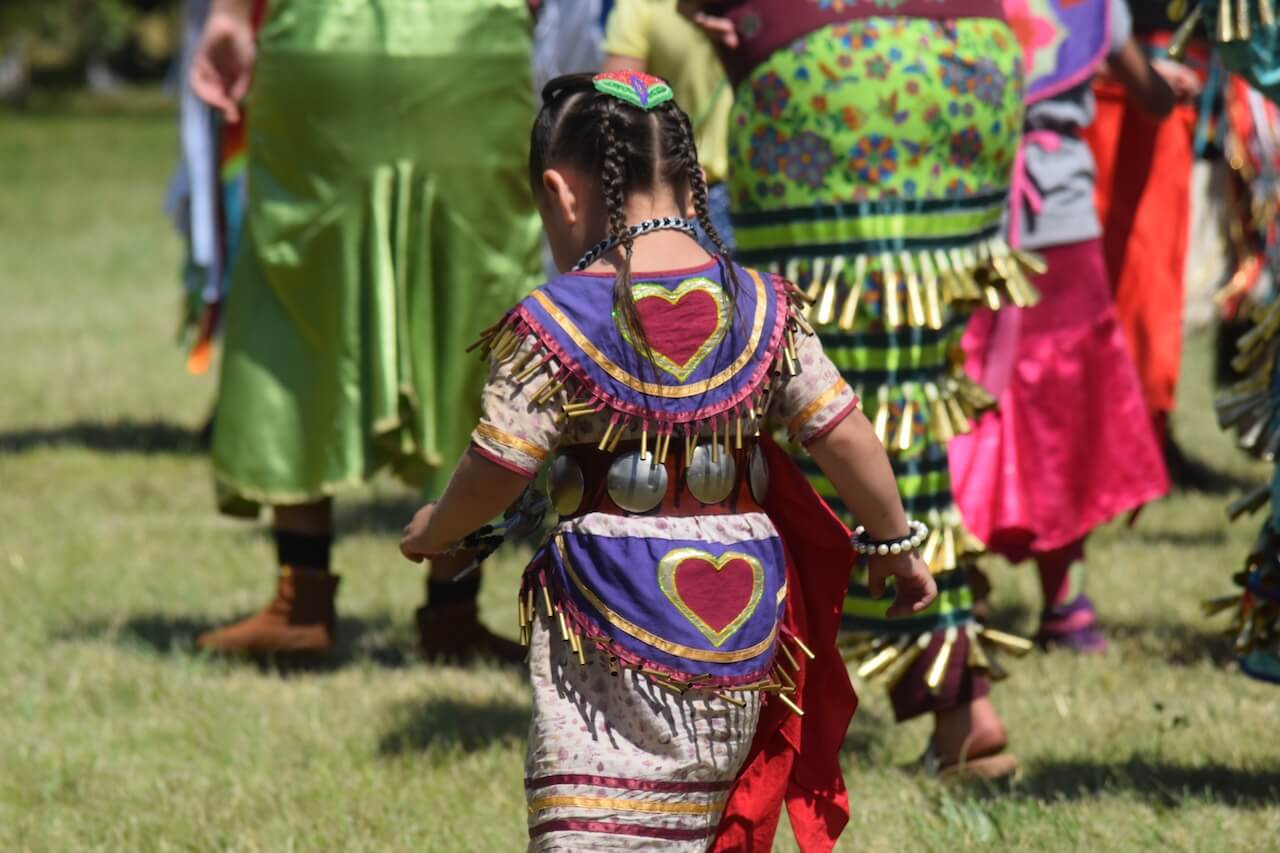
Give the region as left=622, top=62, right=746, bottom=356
left=592, top=71, right=675, bottom=110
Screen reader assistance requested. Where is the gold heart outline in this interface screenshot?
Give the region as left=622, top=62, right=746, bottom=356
left=657, top=547, right=765, bottom=648
left=616, top=277, right=731, bottom=382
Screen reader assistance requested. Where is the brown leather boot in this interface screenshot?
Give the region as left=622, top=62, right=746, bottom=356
left=198, top=567, right=339, bottom=655
left=415, top=601, right=525, bottom=666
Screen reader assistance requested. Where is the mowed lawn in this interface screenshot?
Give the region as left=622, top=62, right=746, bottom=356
left=2, top=94, right=1279, bottom=852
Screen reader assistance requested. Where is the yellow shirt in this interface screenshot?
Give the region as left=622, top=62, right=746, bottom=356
left=602, top=0, right=732, bottom=185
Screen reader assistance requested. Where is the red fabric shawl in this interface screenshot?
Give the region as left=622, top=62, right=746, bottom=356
left=711, top=434, right=858, bottom=852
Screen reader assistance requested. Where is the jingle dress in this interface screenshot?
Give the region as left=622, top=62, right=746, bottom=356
left=709, top=0, right=1035, bottom=720
left=471, top=258, right=857, bottom=850
left=949, top=0, right=1170, bottom=563
left=211, top=0, right=543, bottom=513
left=1196, top=0, right=1280, bottom=683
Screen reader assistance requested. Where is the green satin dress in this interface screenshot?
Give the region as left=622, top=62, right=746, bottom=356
left=212, top=0, right=543, bottom=515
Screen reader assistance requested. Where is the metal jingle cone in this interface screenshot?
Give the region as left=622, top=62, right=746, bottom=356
left=924, top=627, right=958, bottom=693
left=839, top=255, right=868, bottom=330
left=880, top=252, right=903, bottom=329
left=882, top=634, right=930, bottom=690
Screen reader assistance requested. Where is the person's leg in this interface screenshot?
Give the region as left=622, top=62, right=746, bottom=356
left=1033, top=538, right=1106, bottom=653
left=416, top=553, right=524, bottom=664
left=198, top=499, right=339, bottom=655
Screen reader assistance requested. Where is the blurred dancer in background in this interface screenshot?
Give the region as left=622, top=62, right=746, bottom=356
left=603, top=0, right=735, bottom=247
left=951, top=0, right=1174, bottom=654
left=689, top=0, right=1033, bottom=779
left=1084, top=0, right=1228, bottom=491
left=189, top=0, right=542, bottom=662
left=165, top=0, right=261, bottom=445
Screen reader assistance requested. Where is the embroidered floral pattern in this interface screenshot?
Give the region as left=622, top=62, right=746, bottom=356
left=728, top=18, right=1023, bottom=211
left=751, top=71, right=791, bottom=120
left=784, top=131, right=835, bottom=188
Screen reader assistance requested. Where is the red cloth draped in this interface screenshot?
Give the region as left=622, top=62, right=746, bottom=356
left=712, top=435, right=857, bottom=852
left=1083, top=76, right=1196, bottom=418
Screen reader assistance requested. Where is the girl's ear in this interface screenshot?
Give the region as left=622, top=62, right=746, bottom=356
left=541, top=168, right=578, bottom=227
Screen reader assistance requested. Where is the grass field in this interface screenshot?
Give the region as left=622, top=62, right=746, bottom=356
left=3, top=93, right=1280, bottom=852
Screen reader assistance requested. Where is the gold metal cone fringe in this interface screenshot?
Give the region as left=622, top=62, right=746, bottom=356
left=844, top=619, right=1030, bottom=694
left=977, top=626, right=1035, bottom=656
left=882, top=633, right=931, bottom=690
left=522, top=581, right=815, bottom=714
left=788, top=239, right=1049, bottom=335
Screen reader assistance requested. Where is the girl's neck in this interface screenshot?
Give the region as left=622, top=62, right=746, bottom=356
left=587, top=199, right=711, bottom=275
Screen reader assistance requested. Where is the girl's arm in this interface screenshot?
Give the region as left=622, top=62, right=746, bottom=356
left=400, top=450, right=530, bottom=562
left=806, top=411, right=938, bottom=617
left=401, top=334, right=564, bottom=563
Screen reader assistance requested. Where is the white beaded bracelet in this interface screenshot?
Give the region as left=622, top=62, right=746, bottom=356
left=851, top=519, right=929, bottom=556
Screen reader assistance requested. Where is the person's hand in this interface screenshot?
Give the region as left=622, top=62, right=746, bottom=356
left=190, top=10, right=256, bottom=122
left=1152, top=58, right=1202, bottom=103
left=401, top=503, right=449, bottom=563
left=676, top=2, right=739, bottom=49
left=867, top=551, right=937, bottom=618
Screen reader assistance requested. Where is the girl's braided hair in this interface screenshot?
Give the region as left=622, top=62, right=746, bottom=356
left=529, top=72, right=741, bottom=362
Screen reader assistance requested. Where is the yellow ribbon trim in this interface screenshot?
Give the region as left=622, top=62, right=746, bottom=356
left=473, top=423, right=549, bottom=463
left=531, top=268, right=770, bottom=399
left=554, top=535, right=779, bottom=663
left=528, top=794, right=727, bottom=816
left=788, top=378, right=852, bottom=439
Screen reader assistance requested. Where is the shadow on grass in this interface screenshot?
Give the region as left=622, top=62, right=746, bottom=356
left=58, top=612, right=415, bottom=671
left=378, top=697, right=530, bottom=755
left=0, top=419, right=208, bottom=455
left=983, top=601, right=1035, bottom=635
left=843, top=706, right=892, bottom=759
left=1105, top=619, right=1236, bottom=668
left=336, top=494, right=425, bottom=535
left=1130, top=527, right=1230, bottom=548
left=977, top=757, right=1280, bottom=808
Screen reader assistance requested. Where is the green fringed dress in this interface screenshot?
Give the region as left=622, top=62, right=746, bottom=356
left=212, top=0, right=544, bottom=514
left=727, top=16, right=1035, bottom=719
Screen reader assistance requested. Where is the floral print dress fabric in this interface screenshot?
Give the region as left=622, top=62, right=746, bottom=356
left=726, top=17, right=1031, bottom=717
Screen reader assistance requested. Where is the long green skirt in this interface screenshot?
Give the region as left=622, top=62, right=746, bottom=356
left=212, top=0, right=543, bottom=514
left=728, top=17, right=1033, bottom=718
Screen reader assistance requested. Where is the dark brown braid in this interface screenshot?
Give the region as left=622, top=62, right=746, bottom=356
left=668, top=104, right=744, bottom=310
left=599, top=102, right=650, bottom=363
left=528, top=73, right=742, bottom=368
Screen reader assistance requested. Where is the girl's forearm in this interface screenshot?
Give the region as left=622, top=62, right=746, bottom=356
left=423, top=449, right=532, bottom=547
left=805, top=411, right=911, bottom=539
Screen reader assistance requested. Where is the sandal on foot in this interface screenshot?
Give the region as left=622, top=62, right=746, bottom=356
left=918, top=738, right=1020, bottom=782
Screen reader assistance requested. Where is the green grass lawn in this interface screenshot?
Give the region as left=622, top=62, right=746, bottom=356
left=3, top=94, right=1279, bottom=851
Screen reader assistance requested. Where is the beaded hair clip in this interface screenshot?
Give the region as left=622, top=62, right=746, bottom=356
left=592, top=70, right=675, bottom=110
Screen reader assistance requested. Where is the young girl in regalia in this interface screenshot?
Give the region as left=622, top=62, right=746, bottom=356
left=400, top=72, right=939, bottom=851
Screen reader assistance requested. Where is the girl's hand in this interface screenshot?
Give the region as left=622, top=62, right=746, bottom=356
left=867, top=552, right=937, bottom=618
left=400, top=503, right=449, bottom=563
left=190, top=10, right=256, bottom=122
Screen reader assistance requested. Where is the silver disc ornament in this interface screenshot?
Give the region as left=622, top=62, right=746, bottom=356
left=686, top=443, right=737, bottom=504
left=607, top=451, right=669, bottom=513
left=546, top=454, right=585, bottom=516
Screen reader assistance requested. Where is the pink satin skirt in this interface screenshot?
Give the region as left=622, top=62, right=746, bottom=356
left=949, top=239, right=1170, bottom=562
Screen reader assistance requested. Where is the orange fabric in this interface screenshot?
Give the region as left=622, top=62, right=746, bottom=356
left=712, top=435, right=856, bottom=853
left=1083, top=79, right=1196, bottom=417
